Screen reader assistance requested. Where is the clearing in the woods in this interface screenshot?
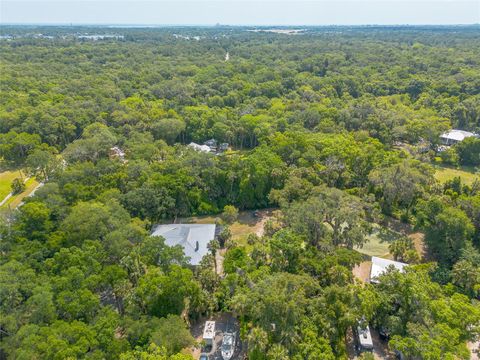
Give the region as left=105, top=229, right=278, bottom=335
left=0, top=169, right=40, bottom=212
left=0, top=169, right=23, bottom=200
left=434, top=164, right=479, bottom=185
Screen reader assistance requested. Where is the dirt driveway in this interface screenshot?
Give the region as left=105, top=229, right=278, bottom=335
left=229, top=208, right=275, bottom=240
left=190, top=313, right=246, bottom=360
left=352, top=261, right=372, bottom=283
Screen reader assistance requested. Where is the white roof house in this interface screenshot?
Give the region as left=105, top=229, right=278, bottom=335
left=188, top=142, right=212, bottom=153
left=151, top=224, right=216, bottom=265
left=369, top=256, right=407, bottom=284
left=203, top=321, right=216, bottom=345
left=440, top=130, right=477, bottom=145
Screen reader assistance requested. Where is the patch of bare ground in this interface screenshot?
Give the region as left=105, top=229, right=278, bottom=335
left=229, top=208, right=275, bottom=240
left=409, top=232, right=426, bottom=260
left=468, top=340, right=479, bottom=360
left=352, top=261, right=372, bottom=283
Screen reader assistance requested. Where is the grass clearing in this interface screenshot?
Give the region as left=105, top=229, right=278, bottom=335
left=1, top=178, right=40, bottom=210
left=0, top=170, right=23, bottom=200
left=355, top=222, right=425, bottom=263
left=434, top=165, right=479, bottom=185
left=355, top=224, right=405, bottom=258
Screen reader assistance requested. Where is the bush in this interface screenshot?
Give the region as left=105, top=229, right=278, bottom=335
left=439, top=147, right=459, bottom=166
left=222, top=205, right=239, bottom=224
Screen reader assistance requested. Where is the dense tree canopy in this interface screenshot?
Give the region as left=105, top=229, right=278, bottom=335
left=1, top=25, right=479, bottom=359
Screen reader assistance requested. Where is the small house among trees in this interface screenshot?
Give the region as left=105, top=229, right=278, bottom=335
left=188, top=140, right=229, bottom=154
left=440, top=129, right=477, bottom=146
left=151, top=224, right=217, bottom=265
left=369, top=256, right=407, bottom=284
left=188, top=142, right=212, bottom=153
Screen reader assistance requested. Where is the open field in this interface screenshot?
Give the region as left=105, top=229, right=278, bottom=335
left=0, top=177, right=40, bottom=211
left=355, top=225, right=404, bottom=258
left=358, top=226, right=425, bottom=259
left=357, top=237, right=391, bottom=258
left=434, top=165, right=479, bottom=185
left=0, top=170, right=23, bottom=200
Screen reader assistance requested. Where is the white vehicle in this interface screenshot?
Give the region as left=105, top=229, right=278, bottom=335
left=221, top=332, right=236, bottom=360
left=202, top=321, right=215, bottom=346
left=356, top=324, right=374, bottom=351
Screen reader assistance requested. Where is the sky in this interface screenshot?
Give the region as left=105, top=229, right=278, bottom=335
left=1, top=0, right=479, bottom=26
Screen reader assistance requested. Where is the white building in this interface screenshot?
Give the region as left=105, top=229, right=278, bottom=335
left=151, top=224, right=216, bottom=265
left=369, top=256, right=407, bottom=284
left=440, top=129, right=477, bottom=146
left=188, top=142, right=212, bottom=153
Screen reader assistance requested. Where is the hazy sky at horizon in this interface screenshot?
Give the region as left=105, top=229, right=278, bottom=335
left=1, top=0, right=479, bottom=25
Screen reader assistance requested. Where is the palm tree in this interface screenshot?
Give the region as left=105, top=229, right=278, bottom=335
left=207, top=239, right=220, bottom=273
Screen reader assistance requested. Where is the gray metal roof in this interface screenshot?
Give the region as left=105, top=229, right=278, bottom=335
left=151, top=224, right=216, bottom=265
left=188, top=142, right=212, bottom=153
left=370, top=256, right=407, bottom=284
left=440, top=129, right=476, bottom=142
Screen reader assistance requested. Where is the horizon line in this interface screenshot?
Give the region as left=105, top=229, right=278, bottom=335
left=2, top=23, right=480, bottom=27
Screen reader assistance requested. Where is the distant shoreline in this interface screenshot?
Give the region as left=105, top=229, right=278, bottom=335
left=1, top=23, right=479, bottom=28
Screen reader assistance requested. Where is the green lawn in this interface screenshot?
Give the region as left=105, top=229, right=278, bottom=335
left=355, top=225, right=404, bottom=258
left=434, top=165, right=479, bottom=185
left=2, top=177, right=40, bottom=209
left=0, top=170, right=23, bottom=200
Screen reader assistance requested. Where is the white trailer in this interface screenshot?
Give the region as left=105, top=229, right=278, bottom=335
left=203, top=321, right=216, bottom=346
left=356, top=324, right=374, bottom=351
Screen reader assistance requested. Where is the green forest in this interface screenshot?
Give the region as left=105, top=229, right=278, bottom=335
left=0, top=25, right=479, bottom=359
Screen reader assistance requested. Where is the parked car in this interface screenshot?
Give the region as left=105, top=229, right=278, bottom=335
left=378, top=326, right=391, bottom=340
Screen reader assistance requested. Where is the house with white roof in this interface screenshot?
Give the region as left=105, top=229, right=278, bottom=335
left=188, top=142, right=212, bottom=153
left=369, top=256, right=408, bottom=284
left=440, top=129, right=477, bottom=146
left=151, top=224, right=216, bottom=265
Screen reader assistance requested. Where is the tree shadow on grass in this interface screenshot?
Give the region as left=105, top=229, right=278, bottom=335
left=376, top=227, right=404, bottom=244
